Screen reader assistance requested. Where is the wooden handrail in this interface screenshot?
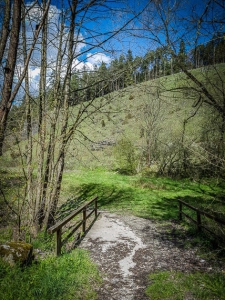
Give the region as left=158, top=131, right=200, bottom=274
left=178, top=199, right=225, bottom=237
left=178, top=200, right=225, bottom=225
left=48, top=196, right=98, bottom=255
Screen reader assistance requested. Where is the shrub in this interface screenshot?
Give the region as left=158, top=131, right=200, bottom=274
left=113, top=138, right=138, bottom=175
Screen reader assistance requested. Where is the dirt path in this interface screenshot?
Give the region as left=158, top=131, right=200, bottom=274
left=79, top=212, right=223, bottom=300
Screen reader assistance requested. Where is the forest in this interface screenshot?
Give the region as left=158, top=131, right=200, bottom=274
left=0, top=1, right=225, bottom=299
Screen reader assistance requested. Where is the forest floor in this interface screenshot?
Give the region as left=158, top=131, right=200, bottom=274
left=79, top=212, right=224, bottom=300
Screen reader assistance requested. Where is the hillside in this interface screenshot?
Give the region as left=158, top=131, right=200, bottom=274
left=2, top=64, right=224, bottom=178
left=62, top=64, right=225, bottom=177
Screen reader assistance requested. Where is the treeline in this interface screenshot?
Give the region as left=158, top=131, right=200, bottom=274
left=71, top=33, right=225, bottom=104
left=194, top=32, right=225, bottom=67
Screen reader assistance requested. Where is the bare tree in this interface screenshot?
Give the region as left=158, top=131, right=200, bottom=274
left=138, top=83, right=164, bottom=167
left=0, top=0, right=22, bottom=156
left=137, top=0, right=225, bottom=175
left=0, top=0, right=11, bottom=64
left=12, top=0, right=148, bottom=232
left=0, top=0, right=51, bottom=156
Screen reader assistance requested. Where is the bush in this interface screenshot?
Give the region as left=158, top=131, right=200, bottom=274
left=113, top=138, right=138, bottom=175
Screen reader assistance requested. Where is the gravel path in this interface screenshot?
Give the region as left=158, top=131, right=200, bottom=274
left=79, top=212, right=223, bottom=300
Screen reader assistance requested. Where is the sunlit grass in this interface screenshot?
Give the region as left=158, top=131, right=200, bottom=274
left=146, top=271, right=225, bottom=300
left=0, top=249, right=101, bottom=300
left=60, top=169, right=225, bottom=221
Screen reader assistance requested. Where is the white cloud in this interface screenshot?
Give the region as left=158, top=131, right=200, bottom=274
left=26, top=2, right=60, bottom=23
left=17, top=4, right=111, bottom=95
left=86, top=53, right=112, bottom=66
left=25, top=67, right=40, bottom=92
left=85, top=62, right=95, bottom=70
left=72, top=60, right=95, bottom=71
left=29, top=67, right=40, bottom=80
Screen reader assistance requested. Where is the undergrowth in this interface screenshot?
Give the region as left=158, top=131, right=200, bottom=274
left=0, top=249, right=101, bottom=300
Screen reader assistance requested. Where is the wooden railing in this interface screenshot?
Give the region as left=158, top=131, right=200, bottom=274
left=178, top=199, right=225, bottom=236
left=48, top=196, right=98, bottom=256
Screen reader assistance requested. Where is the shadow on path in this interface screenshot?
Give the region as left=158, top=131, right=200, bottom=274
left=79, top=212, right=223, bottom=300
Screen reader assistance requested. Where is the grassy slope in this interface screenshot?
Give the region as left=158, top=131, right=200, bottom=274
left=2, top=64, right=224, bottom=171
left=59, top=64, right=225, bottom=217
left=65, top=64, right=225, bottom=171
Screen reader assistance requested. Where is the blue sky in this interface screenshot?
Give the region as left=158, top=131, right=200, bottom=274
left=20, top=0, right=224, bottom=93
left=1, top=0, right=221, bottom=105
left=24, top=0, right=222, bottom=64
left=23, top=0, right=149, bottom=75
left=39, top=0, right=151, bottom=60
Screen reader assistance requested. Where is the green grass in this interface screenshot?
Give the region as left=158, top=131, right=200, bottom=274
left=60, top=63, right=225, bottom=176
left=60, top=169, right=225, bottom=221
left=0, top=249, right=101, bottom=300
left=146, top=271, right=225, bottom=300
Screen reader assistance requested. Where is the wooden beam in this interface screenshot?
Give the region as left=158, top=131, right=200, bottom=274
left=48, top=196, right=98, bottom=256
left=56, top=228, right=62, bottom=256
left=48, top=196, right=98, bottom=234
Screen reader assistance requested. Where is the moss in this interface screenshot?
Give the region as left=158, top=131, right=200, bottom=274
left=0, top=242, right=33, bottom=266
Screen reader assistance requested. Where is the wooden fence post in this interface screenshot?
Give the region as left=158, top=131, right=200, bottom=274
left=56, top=227, right=62, bottom=256
left=83, top=207, right=86, bottom=233
left=179, top=201, right=182, bottom=220
left=95, top=198, right=97, bottom=218
left=197, top=211, right=202, bottom=231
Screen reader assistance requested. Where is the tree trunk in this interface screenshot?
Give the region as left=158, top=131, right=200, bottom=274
left=0, top=0, right=50, bottom=156
left=0, top=0, right=11, bottom=64
left=0, top=0, right=21, bottom=156
left=43, top=0, right=78, bottom=229
left=35, top=0, right=48, bottom=230
left=22, top=3, right=34, bottom=223
left=40, top=10, right=65, bottom=229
